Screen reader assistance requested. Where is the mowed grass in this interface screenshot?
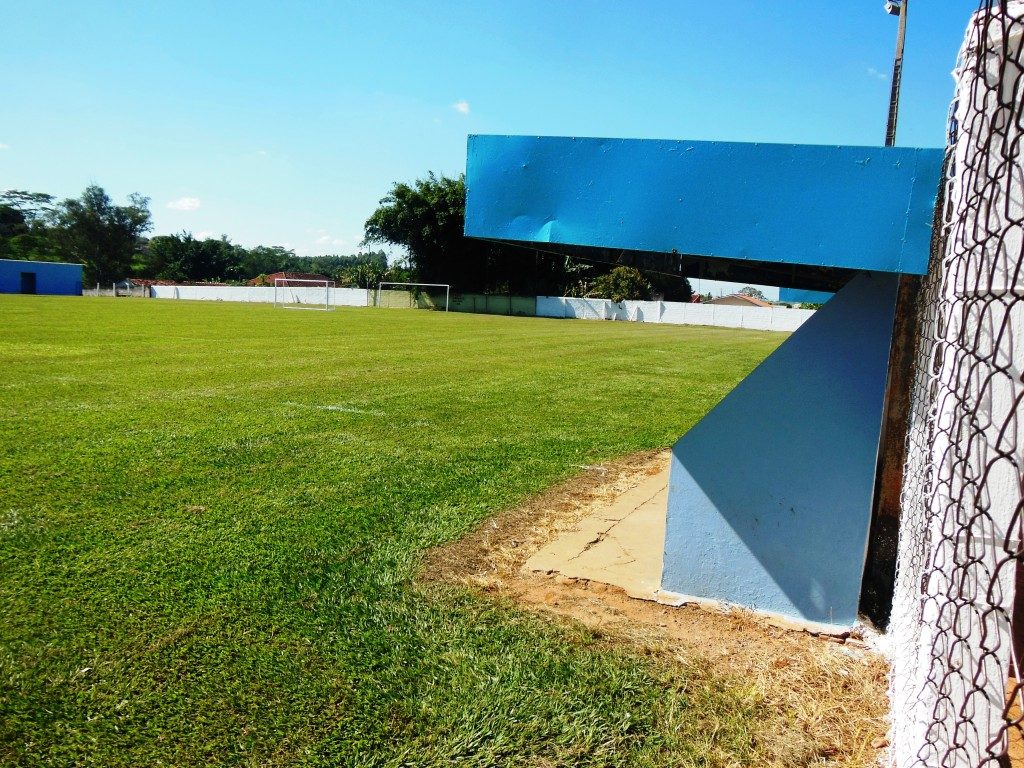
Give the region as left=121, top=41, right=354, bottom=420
left=0, top=296, right=784, bottom=767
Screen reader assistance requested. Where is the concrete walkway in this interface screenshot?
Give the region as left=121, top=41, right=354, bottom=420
left=522, top=462, right=669, bottom=600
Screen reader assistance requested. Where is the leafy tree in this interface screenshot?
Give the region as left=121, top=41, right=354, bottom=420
left=348, top=261, right=387, bottom=289
left=364, top=172, right=593, bottom=295
left=590, top=266, right=652, bottom=303
left=0, top=205, right=27, bottom=240
left=0, top=190, right=60, bottom=262
left=134, top=233, right=235, bottom=282
left=1, top=185, right=402, bottom=286
left=304, top=251, right=387, bottom=281
left=738, top=286, right=768, bottom=301
left=135, top=235, right=185, bottom=280
left=0, top=231, right=62, bottom=262
left=646, top=271, right=693, bottom=302
left=0, top=190, right=54, bottom=233
left=131, top=233, right=395, bottom=284
left=239, top=245, right=294, bottom=280
left=383, top=261, right=415, bottom=286
left=186, top=236, right=237, bottom=281
left=51, top=185, right=151, bottom=283
left=363, top=173, right=473, bottom=285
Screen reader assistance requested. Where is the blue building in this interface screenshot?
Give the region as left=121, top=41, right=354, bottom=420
left=0, top=259, right=83, bottom=296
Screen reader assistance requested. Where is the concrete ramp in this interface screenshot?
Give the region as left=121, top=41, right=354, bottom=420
left=523, top=462, right=669, bottom=601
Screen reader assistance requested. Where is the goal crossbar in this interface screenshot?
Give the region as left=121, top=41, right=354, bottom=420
left=375, top=282, right=450, bottom=312
left=273, top=278, right=335, bottom=311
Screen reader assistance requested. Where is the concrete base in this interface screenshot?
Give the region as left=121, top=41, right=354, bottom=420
left=520, top=461, right=854, bottom=636
left=522, top=463, right=669, bottom=600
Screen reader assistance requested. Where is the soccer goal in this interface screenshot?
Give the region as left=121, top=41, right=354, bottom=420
left=374, top=282, right=450, bottom=312
left=273, top=278, right=335, bottom=311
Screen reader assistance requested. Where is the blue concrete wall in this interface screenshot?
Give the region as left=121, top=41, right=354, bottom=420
left=0, top=260, right=83, bottom=296
left=465, top=135, right=942, bottom=275
left=660, top=272, right=899, bottom=629
left=779, top=288, right=835, bottom=305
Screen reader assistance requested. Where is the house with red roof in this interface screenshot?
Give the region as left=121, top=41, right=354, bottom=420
left=246, top=271, right=330, bottom=286
left=705, top=293, right=773, bottom=308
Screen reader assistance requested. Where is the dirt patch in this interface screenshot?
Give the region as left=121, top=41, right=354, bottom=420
left=420, top=451, right=890, bottom=767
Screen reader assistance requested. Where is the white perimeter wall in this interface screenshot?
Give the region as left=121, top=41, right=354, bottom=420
left=149, top=285, right=369, bottom=307
left=146, top=285, right=812, bottom=331
left=537, top=296, right=813, bottom=331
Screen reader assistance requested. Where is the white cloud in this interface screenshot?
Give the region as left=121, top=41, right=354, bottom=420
left=195, top=231, right=215, bottom=240
left=167, top=196, right=201, bottom=211
left=0, top=143, right=9, bottom=150
left=255, top=149, right=269, bottom=156
left=314, top=234, right=352, bottom=249
left=867, top=66, right=888, bottom=81
left=452, top=99, right=470, bottom=115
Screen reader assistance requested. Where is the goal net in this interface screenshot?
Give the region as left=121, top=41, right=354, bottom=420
left=374, top=282, right=450, bottom=311
left=273, top=278, right=335, bottom=311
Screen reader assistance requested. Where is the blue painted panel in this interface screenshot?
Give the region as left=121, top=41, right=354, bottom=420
left=779, top=288, right=834, bottom=304
left=660, top=272, right=899, bottom=629
left=0, top=260, right=83, bottom=295
left=465, top=135, right=943, bottom=275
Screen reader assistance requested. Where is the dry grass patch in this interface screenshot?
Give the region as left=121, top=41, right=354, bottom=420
left=421, top=451, right=891, bottom=767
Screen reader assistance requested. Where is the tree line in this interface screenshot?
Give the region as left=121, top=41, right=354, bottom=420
left=1, top=177, right=692, bottom=301
left=137, top=236, right=394, bottom=287
left=1, top=187, right=151, bottom=284
left=0, top=186, right=395, bottom=287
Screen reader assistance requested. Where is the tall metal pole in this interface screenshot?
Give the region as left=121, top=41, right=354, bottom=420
left=885, top=0, right=909, bottom=147
left=862, top=0, right=917, bottom=627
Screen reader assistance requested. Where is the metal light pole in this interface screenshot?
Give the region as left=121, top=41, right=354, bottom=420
left=861, top=0, right=917, bottom=627
left=885, top=0, right=909, bottom=146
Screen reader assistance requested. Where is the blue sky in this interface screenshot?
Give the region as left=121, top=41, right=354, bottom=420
left=1, top=0, right=977, bottom=258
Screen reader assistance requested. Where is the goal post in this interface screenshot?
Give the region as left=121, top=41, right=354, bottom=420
left=273, top=278, right=335, bottom=311
left=374, top=282, right=450, bottom=312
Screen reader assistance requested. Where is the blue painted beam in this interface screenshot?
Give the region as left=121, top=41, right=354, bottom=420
left=465, top=135, right=943, bottom=275
left=779, top=288, right=834, bottom=304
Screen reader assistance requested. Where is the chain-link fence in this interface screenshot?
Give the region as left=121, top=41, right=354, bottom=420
left=888, top=2, right=1024, bottom=766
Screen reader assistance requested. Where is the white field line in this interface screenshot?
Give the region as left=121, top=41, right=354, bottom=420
left=1, top=510, right=22, bottom=532
left=283, top=401, right=384, bottom=416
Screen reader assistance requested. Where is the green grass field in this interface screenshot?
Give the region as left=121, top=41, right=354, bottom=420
left=0, top=296, right=784, bottom=767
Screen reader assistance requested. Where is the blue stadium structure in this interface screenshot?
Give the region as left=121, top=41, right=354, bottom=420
left=465, top=134, right=943, bottom=630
